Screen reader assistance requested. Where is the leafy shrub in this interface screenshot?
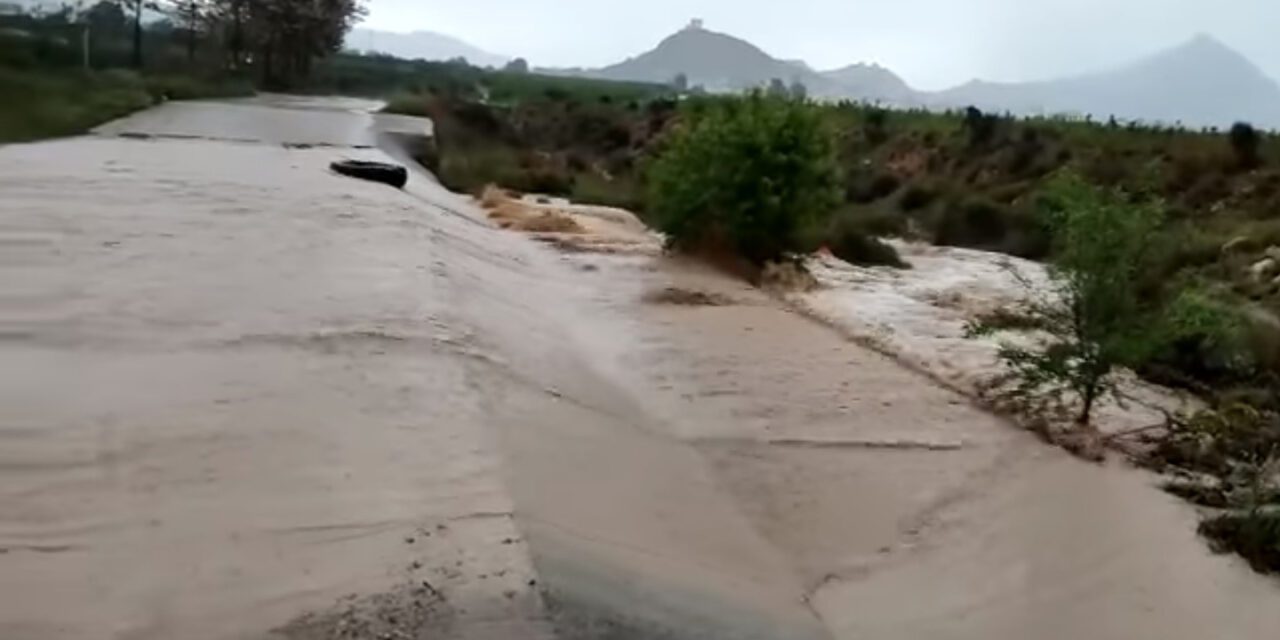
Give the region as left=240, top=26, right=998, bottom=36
left=1007, top=127, right=1046, bottom=175
left=847, top=171, right=901, bottom=203
left=1230, top=122, right=1262, bottom=170
left=963, top=106, right=999, bottom=147
left=867, top=173, right=902, bottom=200
left=863, top=108, right=889, bottom=146
left=933, top=196, right=1012, bottom=248
left=826, top=223, right=908, bottom=268
left=1138, top=290, right=1250, bottom=390
left=988, top=181, right=1029, bottom=204
left=1200, top=512, right=1280, bottom=573
left=647, top=93, right=842, bottom=264
left=899, top=183, right=939, bottom=211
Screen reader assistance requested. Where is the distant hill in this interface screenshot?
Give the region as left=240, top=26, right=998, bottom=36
left=593, top=21, right=839, bottom=94
left=346, top=28, right=508, bottom=68
left=587, top=24, right=1280, bottom=128
left=927, top=34, right=1280, bottom=128
left=820, top=63, right=917, bottom=106
left=357, top=22, right=1280, bottom=129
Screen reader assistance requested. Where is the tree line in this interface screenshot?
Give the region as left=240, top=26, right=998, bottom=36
left=5, top=0, right=365, bottom=87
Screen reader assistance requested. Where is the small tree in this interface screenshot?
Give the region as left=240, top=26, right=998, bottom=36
left=647, top=93, right=841, bottom=265
left=789, top=80, right=807, bottom=100
left=1229, top=121, right=1262, bottom=170
left=503, top=57, right=529, bottom=74
left=968, top=171, right=1169, bottom=425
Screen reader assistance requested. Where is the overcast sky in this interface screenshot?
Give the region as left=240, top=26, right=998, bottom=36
left=359, top=0, right=1279, bottom=90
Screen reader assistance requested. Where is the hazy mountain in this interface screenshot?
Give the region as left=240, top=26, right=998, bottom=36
left=587, top=24, right=1280, bottom=128
left=928, top=34, right=1280, bottom=128
left=783, top=59, right=814, bottom=73
left=356, top=21, right=1280, bottom=129
left=346, top=28, right=509, bottom=68
left=593, top=21, right=838, bottom=93
left=821, top=63, right=918, bottom=105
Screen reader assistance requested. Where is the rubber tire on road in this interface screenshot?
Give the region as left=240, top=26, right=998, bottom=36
left=330, top=160, right=409, bottom=189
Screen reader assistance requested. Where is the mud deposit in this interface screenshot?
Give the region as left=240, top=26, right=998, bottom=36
left=2, top=97, right=1278, bottom=640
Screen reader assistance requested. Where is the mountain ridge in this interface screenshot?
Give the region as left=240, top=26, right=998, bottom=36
left=927, top=33, right=1280, bottom=127
left=594, top=23, right=835, bottom=93
left=346, top=28, right=509, bottom=68
left=584, top=25, right=1280, bottom=128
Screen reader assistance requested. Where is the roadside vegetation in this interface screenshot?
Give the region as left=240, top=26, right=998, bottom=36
left=0, top=0, right=361, bottom=142
left=0, top=67, right=250, bottom=141
left=374, top=58, right=1280, bottom=569
left=347, top=55, right=672, bottom=209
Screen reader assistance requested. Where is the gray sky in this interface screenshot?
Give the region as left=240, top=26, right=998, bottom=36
left=359, top=0, right=1279, bottom=90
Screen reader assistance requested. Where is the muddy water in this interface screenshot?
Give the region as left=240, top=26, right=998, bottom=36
left=2, top=98, right=1277, bottom=640
left=2, top=106, right=551, bottom=639
left=558, top=255, right=1280, bottom=639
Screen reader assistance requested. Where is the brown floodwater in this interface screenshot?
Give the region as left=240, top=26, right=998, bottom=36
left=1, top=97, right=1276, bottom=640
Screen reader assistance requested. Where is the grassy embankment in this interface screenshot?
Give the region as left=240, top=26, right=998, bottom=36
left=0, top=68, right=252, bottom=142
left=0, top=18, right=253, bottom=144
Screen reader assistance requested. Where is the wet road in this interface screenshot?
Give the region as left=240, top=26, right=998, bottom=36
left=2, top=97, right=1277, bottom=640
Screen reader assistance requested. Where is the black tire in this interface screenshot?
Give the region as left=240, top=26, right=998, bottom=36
left=330, top=160, right=409, bottom=189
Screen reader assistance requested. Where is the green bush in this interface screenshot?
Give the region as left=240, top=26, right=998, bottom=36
left=826, top=222, right=908, bottom=268
left=849, top=172, right=901, bottom=203
left=963, top=106, right=1000, bottom=147
left=862, top=108, right=889, bottom=146
left=1200, top=511, right=1280, bottom=573
left=1230, top=122, right=1262, bottom=170
left=933, top=196, right=1012, bottom=248
left=899, top=183, right=939, bottom=211
left=647, top=93, right=841, bottom=264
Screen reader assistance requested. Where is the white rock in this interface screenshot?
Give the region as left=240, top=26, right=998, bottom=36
left=1249, top=257, right=1277, bottom=280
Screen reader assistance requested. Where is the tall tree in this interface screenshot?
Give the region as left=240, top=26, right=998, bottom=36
left=167, top=0, right=209, bottom=62
left=124, top=0, right=144, bottom=67
left=85, top=0, right=129, bottom=37
left=245, top=0, right=365, bottom=87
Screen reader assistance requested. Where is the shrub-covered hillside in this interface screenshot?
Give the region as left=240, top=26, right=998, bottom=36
left=384, top=80, right=1280, bottom=403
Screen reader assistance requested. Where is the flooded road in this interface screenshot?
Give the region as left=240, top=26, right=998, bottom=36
left=2, top=97, right=1277, bottom=640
